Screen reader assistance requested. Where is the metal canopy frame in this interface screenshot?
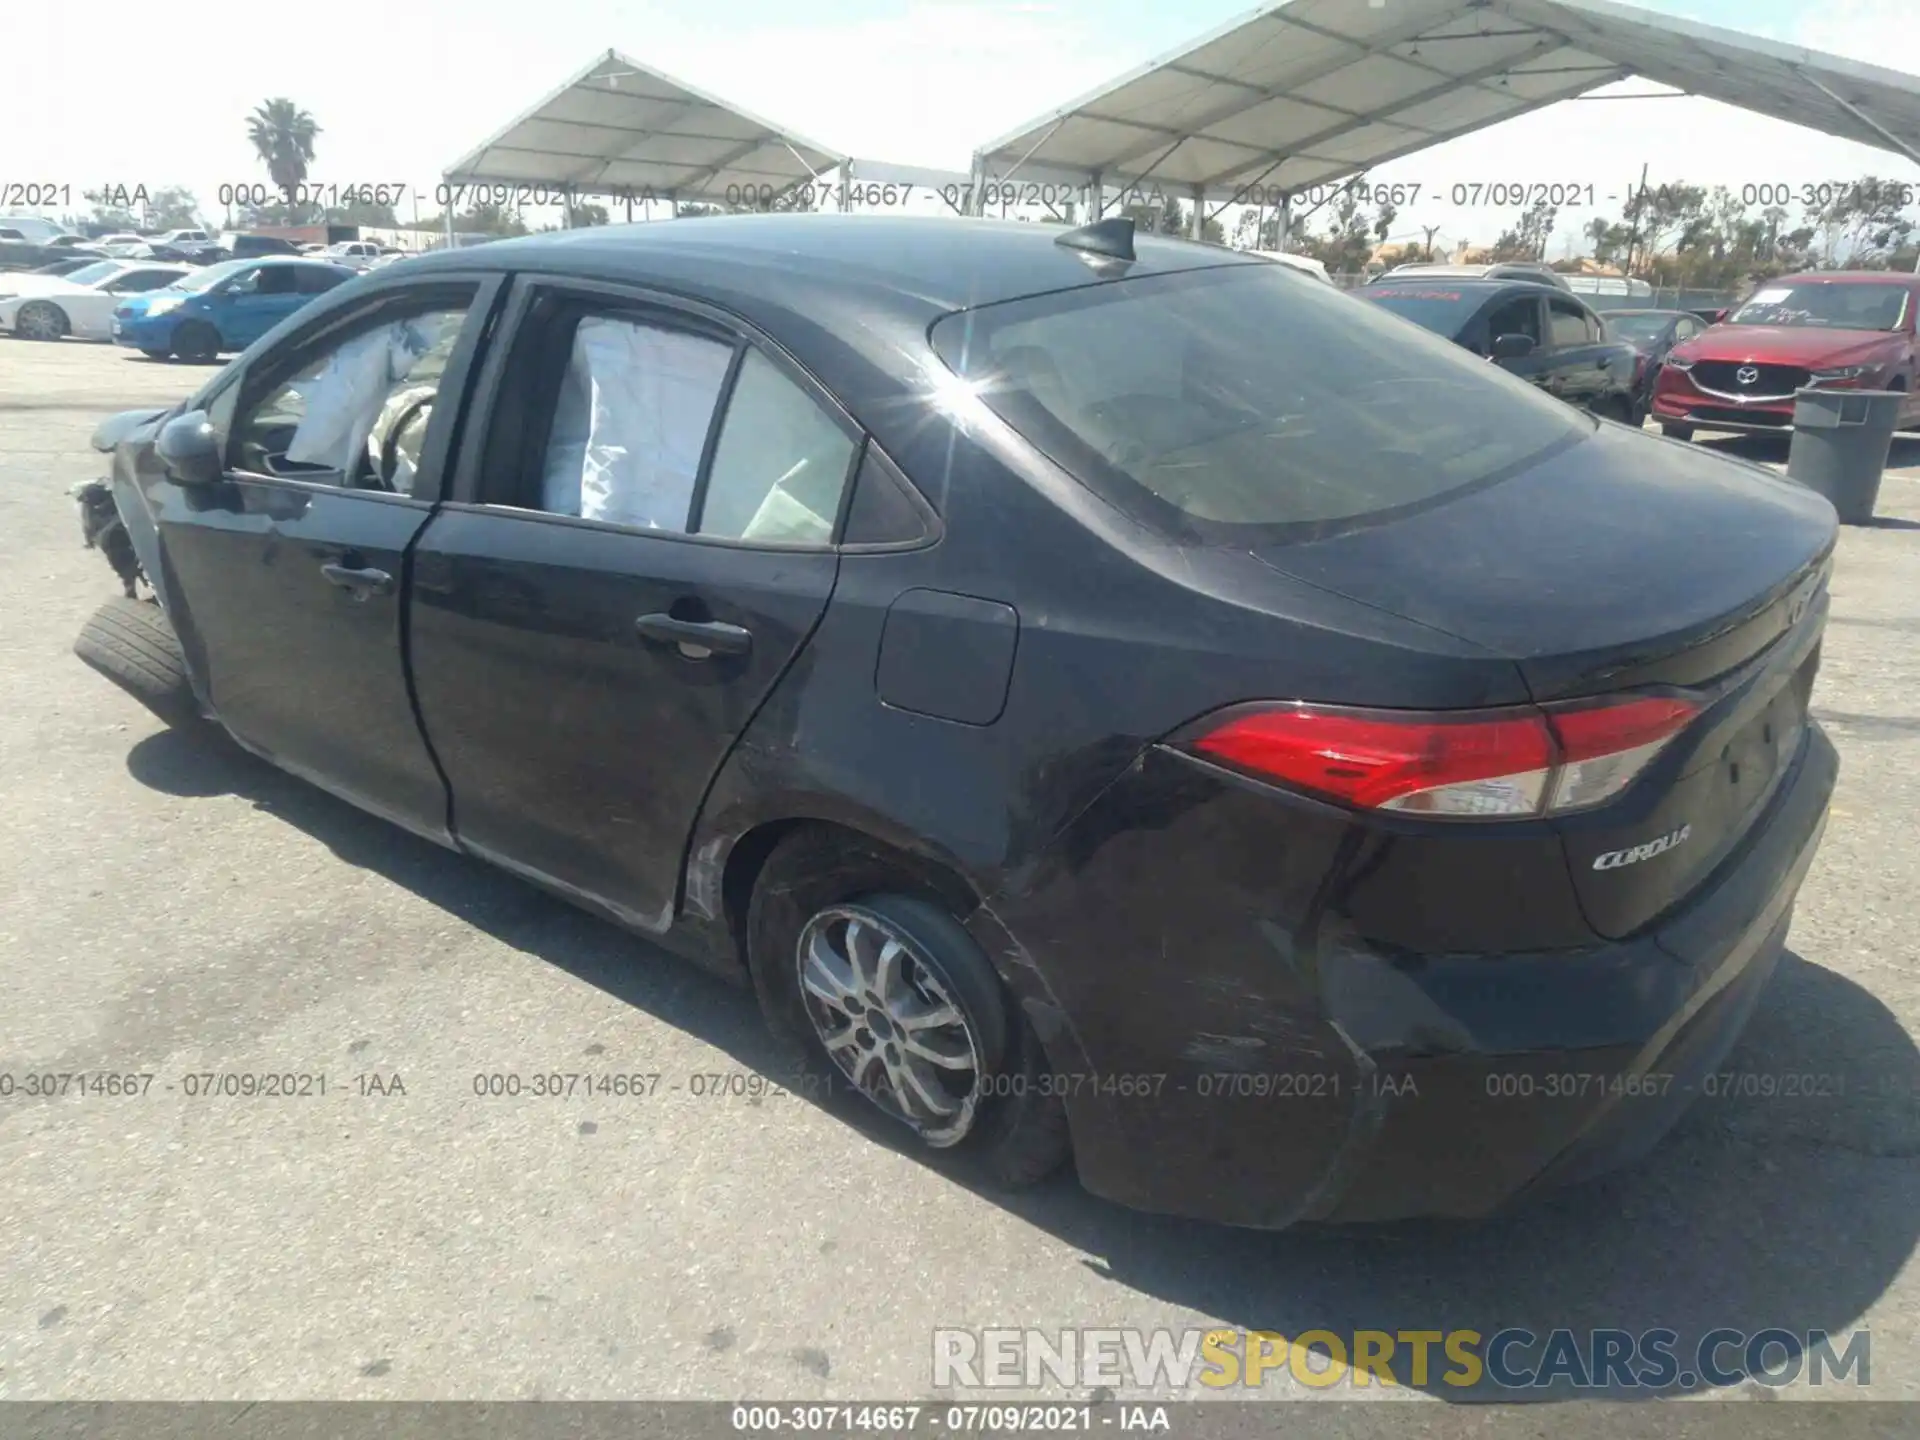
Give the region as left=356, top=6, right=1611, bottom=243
left=965, top=0, right=1920, bottom=235
left=443, top=50, right=851, bottom=216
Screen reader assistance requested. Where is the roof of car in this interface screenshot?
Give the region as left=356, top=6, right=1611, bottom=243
left=1361, top=277, right=1552, bottom=294
left=1604, top=308, right=1691, bottom=317
left=394, top=213, right=1262, bottom=318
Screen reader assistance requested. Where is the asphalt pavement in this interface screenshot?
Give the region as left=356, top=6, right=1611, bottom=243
left=1, top=340, right=1917, bottom=1410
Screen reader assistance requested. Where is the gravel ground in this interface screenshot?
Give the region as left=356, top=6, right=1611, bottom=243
left=0, top=338, right=1916, bottom=1413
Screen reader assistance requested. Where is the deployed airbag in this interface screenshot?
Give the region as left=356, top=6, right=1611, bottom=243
left=541, top=318, right=734, bottom=529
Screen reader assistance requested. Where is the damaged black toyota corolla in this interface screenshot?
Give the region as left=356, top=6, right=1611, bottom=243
left=72, top=213, right=1839, bottom=1227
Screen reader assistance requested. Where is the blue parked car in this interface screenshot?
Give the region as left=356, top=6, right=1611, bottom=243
left=112, top=257, right=356, bottom=362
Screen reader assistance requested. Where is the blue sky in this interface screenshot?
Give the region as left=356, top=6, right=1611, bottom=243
left=4, top=0, right=1916, bottom=253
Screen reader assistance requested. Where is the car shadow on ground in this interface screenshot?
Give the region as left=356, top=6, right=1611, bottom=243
left=128, top=724, right=1920, bottom=1404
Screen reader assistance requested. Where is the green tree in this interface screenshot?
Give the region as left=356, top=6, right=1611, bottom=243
left=81, top=187, right=141, bottom=232
left=1488, top=199, right=1558, bottom=261
left=325, top=199, right=400, bottom=228
left=564, top=201, right=610, bottom=227
left=247, top=99, right=322, bottom=210
left=144, top=186, right=202, bottom=230
left=1293, top=183, right=1376, bottom=274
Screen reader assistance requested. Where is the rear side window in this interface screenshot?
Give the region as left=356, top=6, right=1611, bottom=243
left=698, top=349, right=858, bottom=545
left=1548, top=297, right=1596, bottom=347
left=932, top=266, right=1586, bottom=542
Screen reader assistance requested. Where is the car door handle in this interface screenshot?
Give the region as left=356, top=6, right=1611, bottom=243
left=635, top=613, right=752, bottom=657
left=321, top=562, right=393, bottom=597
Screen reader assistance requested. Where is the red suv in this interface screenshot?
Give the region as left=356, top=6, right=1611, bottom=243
left=1651, top=271, right=1920, bottom=439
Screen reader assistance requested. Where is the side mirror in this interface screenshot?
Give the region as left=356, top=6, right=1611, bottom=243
left=156, top=411, right=223, bottom=487
left=1491, top=332, right=1537, bottom=360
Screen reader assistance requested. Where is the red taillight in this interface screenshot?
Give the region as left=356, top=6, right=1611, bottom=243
left=1184, top=696, right=1699, bottom=819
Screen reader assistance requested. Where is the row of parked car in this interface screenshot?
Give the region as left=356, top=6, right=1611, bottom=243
left=1349, top=259, right=1920, bottom=437
left=10, top=214, right=1915, bottom=439
left=0, top=220, right=417, bottom=275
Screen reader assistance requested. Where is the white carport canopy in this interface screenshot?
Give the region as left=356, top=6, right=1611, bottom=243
left=966, top=0, right=1920, bottom=222
left=443, top=50, right=849, bottom=211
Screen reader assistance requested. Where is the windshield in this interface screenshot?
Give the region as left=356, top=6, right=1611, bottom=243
left=1355, top=286, right=1483, bottom=336
left=931, top=265, right=1586, bottom=542
left=1604, top=313, right=1675, bottom=342
left=169, top=259, right=252, bottom=293
left=1729, top=281, right=1910, bottom=332
left=63, top=261, right=124, bottom=286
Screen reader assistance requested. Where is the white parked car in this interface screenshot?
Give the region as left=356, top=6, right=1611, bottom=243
left=1250, top=249, right=1334, bottom=283
left=0, top=261, right=189, bottom=340
left=311, top=240, right=388, bottom=269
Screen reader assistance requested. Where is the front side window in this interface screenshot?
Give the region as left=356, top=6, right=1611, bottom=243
left=1485, top=295, right=1542, bottom=346
left=931, top=264, right=1586, bottom=541
left=229, top=297, right=473, bottom=494
left=1548, top=298, right=1593, bottom=348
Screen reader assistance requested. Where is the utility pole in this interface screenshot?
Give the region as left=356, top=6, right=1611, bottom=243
left=1625, top=162, right=1648, bottom=275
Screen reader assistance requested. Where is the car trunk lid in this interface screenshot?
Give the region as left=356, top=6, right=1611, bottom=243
left=1247, top=422, right=1837, bottom=936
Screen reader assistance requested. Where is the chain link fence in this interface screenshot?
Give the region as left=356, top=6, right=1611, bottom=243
left=1328, top=272, right=1746, bottom=316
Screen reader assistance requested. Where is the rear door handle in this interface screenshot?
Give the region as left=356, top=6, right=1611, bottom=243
left=321, top=562, right=394, bottom=597
left=635, top=613, right=753, bottom=657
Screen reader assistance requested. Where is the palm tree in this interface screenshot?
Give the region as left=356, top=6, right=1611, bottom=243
left=247, top=99, right=321, bottom=211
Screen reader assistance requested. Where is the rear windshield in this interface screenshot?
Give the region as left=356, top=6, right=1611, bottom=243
left=1355, top=285, right=1483, bottom=335
left=1603, top=313, right=1674, bottom=342
left=932, top=266, right=1586, bottom=541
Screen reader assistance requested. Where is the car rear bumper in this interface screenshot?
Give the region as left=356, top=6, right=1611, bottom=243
left=986, top=721, right=1837, bottom=1227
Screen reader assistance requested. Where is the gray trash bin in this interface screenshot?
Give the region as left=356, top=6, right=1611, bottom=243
left=1786, top=388, right=1904, bottom=524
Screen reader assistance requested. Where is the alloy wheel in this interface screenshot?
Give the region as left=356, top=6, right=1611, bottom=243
left=18, top=303, right=63, bottom=341
left=794, top=904, right=984, bottom=1147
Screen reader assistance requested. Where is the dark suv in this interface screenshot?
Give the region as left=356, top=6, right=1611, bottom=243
left=1360, top=278, right=1640, bottom=421
left=1381, top=261, right=1574, bottom=292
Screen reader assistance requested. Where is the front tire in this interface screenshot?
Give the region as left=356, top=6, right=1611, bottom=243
left=16, top=301, right=68, bottom=341
left=73, top=595, right=201, bottom=727
left=748, top=828, right=1072, bottom=1188
left=1660, top=421, right=1694, bottom=441
left=171, top=321, right=220, bottom=363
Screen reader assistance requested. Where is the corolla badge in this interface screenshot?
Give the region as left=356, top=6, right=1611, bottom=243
left=1593, top=824, right=1692, bottom=871
left=1736, top=365, right=1760, bottom=385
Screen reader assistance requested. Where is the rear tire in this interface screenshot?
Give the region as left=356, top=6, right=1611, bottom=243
left=171, top=321, right=220, bottom=363
left=1660, top=421, right=1694, bottom=441
left=747, top=827, right=1072, bottom=1189
left=17, top=301, right=68, bottom=341
left=73, top=596, right=201, bottom=727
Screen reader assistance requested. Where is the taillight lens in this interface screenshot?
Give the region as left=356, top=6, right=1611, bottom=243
left=1184, top=696, right=1699, bottom=819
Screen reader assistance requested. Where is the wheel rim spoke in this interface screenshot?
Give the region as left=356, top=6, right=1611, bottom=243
left=895, top=1057, right=960, bottom=1120
left=801, top=931, right=858, bottom=1013
left=795, top=905, right=983, bottom=1146
left=903, top=1031, right=973, bottom=1070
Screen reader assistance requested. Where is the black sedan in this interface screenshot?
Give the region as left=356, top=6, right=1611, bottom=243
left=1359, top=277, right=1641, bottom=423
left=71, top=214, right=1838, bottom=1227
left=1602, top=307, right=1714, bottom=420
